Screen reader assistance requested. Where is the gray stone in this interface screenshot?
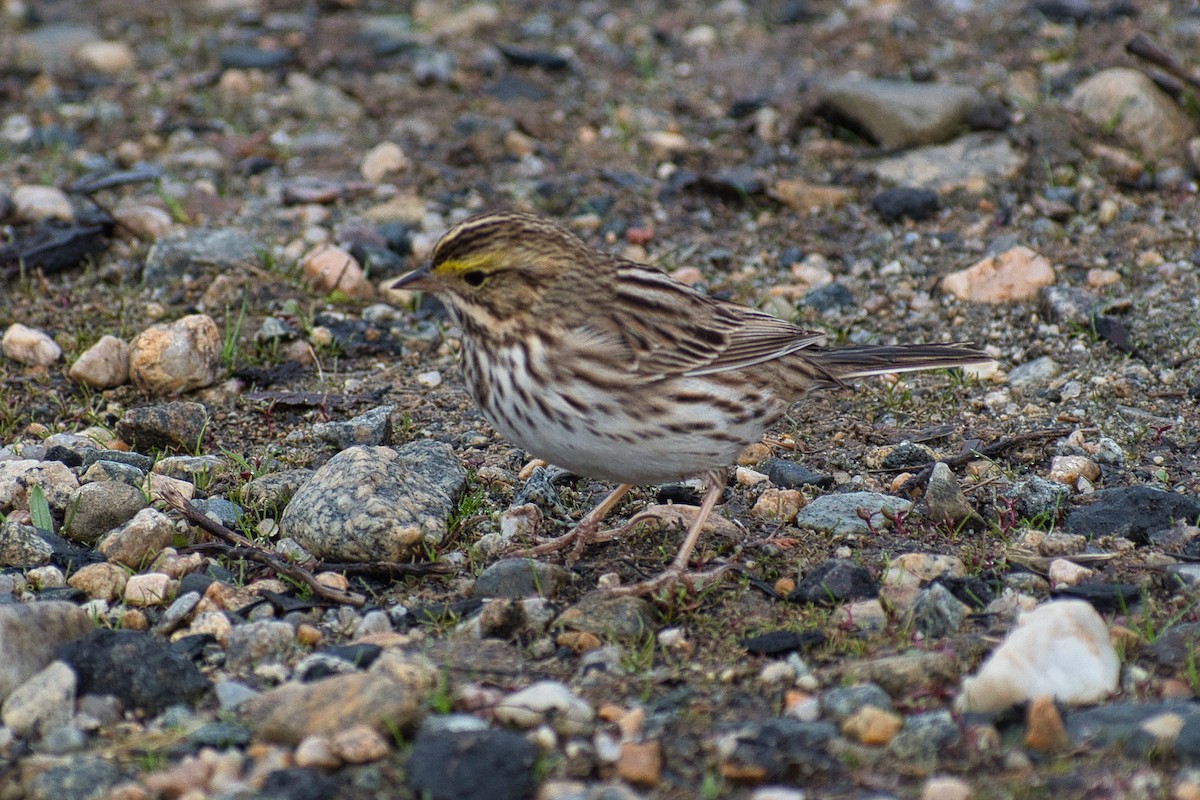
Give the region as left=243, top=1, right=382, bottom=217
left=819, top=78, right=981, bottom=149
left=921, top=462, right=979, bottom=526
left=1008, top=355, right=1062, bottom=390
left=11, top=24, right=99, bottom=73
left=1007, top=476, right=1070, bottom=523
left=887, top=710, right=961, bottom=763
left=224, top=620, right=296, bottom=673
left=25, top=756, right=126, bottom=800
left=62, top=481, right=148, bottom=545
left=821, top=683, right=893, bottom=722
left=1069, top=68, right=1197, bottom=161
left=0, top=602, right=93, bottom=702
left=874, top=132, right=1026, bottom=192
left=312, top=405, right=394, bottom=450
left=906, top=583, right=967, bottom=638
left=115, top=401, right=209, bottom=453
left=80, top=460, right=146, bottom=487
left=241, top=469, right=313, bottom=514
left=0, top=521, right=53, bottom=567
left=213, top=679, right=260, bottom=712
left=472, top=558, right=572, bottom=599
left=143, top=228, right=261, bottom=285
left=281, top=443, right=465, bottom=562
left=794, top=492, right=913, bottom=535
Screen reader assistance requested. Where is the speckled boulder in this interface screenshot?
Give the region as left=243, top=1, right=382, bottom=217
left=280, top=442, right=466, bottom=562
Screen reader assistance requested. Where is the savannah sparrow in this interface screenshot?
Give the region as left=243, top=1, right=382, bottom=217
left=391, top=211, right=990, bottom=596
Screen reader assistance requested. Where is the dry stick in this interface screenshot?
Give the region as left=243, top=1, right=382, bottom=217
left=1126, top=31, right=1200, bottom=92
left=893, top=425, right=1093, bottom=497
left=159, top=483, right=367, bottom=607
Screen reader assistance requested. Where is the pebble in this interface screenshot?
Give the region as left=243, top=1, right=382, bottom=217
left=616, top=740, right=662, bottom=787
left=1069, top=67, right=1197, bottom=161
left=67, top=335, right=130, bottom=389
left=751, top=488, right=805, bottom=523
left=57, top=628, right=209, bottom=715
left=122, top=573, right=175, bottom=606
left=0, top=659, right=76, bottom=738
left=11, top=185, right=73, bottom=222
left=73, top=40, right=135, bottom=74
left=97, top=508, right=177, bottom=568
left=360, top=141, right=409, bottom=182
left=791, top=558, right=877, bottom=603
left=2, top=323, right=61, bottom=366
left=494, top=681, right=594, bottom=735
left=819, top=77, right=981, bottom=148
left=920, top=775, right=973, bottom=800
left=406, top=725, right=538, bottom=800
left=243, top=671, right=422, bottom=744
left=942, top=246, right=1056, bottom=303
left=956, top=599, right=1119, bottom=712
left=794, top=492, right=913, bottom=535
left=143, top=228, right=261, bottom=285
left=302, top=243, right=372, bottom=298
left=67, top=563, right=128, bottom=602
left=128, top=315, right=221, bottom=395
left=1024, top=695, right=1070, bottom=753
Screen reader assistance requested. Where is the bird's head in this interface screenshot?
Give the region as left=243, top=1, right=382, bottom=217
left=389, top=211, right=596, bottom=328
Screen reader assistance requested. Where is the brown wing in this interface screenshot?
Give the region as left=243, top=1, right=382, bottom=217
left=573, top=262, right=826, bottom=378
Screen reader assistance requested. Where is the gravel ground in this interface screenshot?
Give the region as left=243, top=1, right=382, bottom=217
left=3, top=1, right=1200, bottom=799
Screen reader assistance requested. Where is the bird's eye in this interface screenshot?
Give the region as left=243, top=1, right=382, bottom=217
left=463, top=270, right=487, bottom=287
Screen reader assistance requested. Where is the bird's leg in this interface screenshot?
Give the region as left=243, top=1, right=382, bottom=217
left=605, top=471, right=731, bottom=597
left=512, top=483, right=635, bottom=560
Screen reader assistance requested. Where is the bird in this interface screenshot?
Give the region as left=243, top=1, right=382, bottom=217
left=390, top=210, right=991, bottom=596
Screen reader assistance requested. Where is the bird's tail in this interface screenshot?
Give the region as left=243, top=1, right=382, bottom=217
left=802, top=342, right=993, bottom=387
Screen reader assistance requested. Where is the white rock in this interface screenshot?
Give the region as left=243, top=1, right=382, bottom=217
left=2, top=323, right=61, bottom=366
left=11, top=185, right=73, bottom=222
left=415, top=370, right=442, bottom=388
left=123, top=573, right=175, bottom=606
left=494, top=680, right=594, bottom=735
left=360, top=141, right=408, bottom=183
left=68, top=335, right=130, bottom=389
left=1047, top=559, right=1093, bottom=587
left=73, top=40, right=136, bottom=74
left=955, top=599, right=1118, bottom=713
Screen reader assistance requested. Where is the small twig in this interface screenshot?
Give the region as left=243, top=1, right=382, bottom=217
left=894, top=426, right=1092, bottom=496
left=1126, top=31, right=1200, bottom=92
left=159, top=484, right=367, bottom=607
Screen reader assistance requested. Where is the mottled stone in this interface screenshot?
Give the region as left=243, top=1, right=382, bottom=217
left=281, top=443, right=466, bottom=562
left=143, top=228, right=261, bottom=285
left=98, top=507, right=177, bottom=569
left=0, top=520, right=53, bottom=567
left=243, top=672, right=422, bottom=744
left=128, top=316, right=221, bottom=396
left=1, top=659, right=76, bottom=737
left=116, top=401, right=209, bottom=453
left=62, top=481, right=148, bottom=545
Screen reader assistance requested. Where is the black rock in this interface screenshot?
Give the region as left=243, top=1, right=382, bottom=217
left=320, top=643, right=383, bottom=669
left=497, top=43, right=570, bottom=70
left=406, top=728, right=539, bottom=800
left=1145, top=622, right=1200, bottom=668
left=258, top=768, right=342, bottom=800
left=1050, top=582, right=1141, bottom=611
left=790, top=559, right=878, bottom=604
left=58, top=629, right=211, bottom=715
left=763, top=459, right=834, bottom=489
left=871, top=187, right=939, bottom=222
left=967, top=99, right=1011, bottom=131
left=115, top=401, right=209, bottom=453
left=1065, top=486, right=1200, bottom=544
left=743, top=629, right=825, bottom=656
left=1091, top=315, right=1135, bottom=353
left=43, top=445, right=84, bottom=468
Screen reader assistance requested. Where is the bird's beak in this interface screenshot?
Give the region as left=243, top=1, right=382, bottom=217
left=388, top=264, right=440, bottom=293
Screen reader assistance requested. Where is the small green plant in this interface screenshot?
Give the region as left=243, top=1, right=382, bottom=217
left=28, top=485, right=53, bottom=532
left=221, top=293, right=249, bottom=371
left=428, top=668, right=453, bottom=714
